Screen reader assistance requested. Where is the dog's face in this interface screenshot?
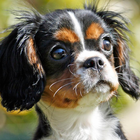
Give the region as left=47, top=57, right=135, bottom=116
left=40, top=10, right=119, bottom=109
left=0, top=5, right=139, bottom=111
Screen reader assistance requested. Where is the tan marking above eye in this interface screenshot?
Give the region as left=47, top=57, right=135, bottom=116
left=54, top=28, right=80, bottom=43
left=86, top=23, right=104, bottom=40
left=54, top=23, right=104, bottom=43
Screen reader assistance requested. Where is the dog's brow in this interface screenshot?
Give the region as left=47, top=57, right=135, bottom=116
left=54, top=28, right=80, bottom=43
left=86, top=23, right=104, bottom=40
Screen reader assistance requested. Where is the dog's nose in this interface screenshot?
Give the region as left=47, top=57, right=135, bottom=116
left=83, top=57, right=105, bottom=71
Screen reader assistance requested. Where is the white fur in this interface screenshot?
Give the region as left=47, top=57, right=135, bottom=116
left=67, top=11, right=85, bottom=49
left=74, top=90, right=110, bottom=113
left=38, top=102, right=121, bottom=140
left=76, top=50, right=119, bottom=94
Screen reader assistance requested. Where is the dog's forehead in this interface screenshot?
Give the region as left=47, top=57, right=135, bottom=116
left=52, top=9, right=105, bottom=46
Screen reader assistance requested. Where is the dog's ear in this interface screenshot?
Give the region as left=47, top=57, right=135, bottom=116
left=0, top=11, right=46, bottom=111
left=113, top=38, right=140, bottom=100
left=95, top=7, right=140, bottom=99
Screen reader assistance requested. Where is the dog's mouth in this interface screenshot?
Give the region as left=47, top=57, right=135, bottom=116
left=96, top=80, right=116, bottom=90
left=91, top=80, right=111, bottom=93
left=88, top=79, right=118, bottom=100
left=83, top=78, right=114, bottom=94
left=96, top=80, right=112, bottom=86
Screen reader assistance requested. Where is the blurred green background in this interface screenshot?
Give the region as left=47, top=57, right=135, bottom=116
left=0, top=0, right=140, bottom=140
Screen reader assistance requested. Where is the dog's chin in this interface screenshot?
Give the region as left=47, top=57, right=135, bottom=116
left=88, top=81, right=113, bottom=103
left=75, top=81, right=116, bottom=112
left=83, top=79, right=114, bottom=95
left=89, top=81, right=111, bottom=94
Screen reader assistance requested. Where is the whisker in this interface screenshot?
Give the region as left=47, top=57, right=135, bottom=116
left=115, top=65, right=124, bottom=70
left=49, top=78, right=72, bottom=91
left=67, top=64, right=74, bottom=66
left=73, top=82, right=81, bottom=96
left=73, top=82, right=80, bottom=90
left=80, top=89, right=83, bottom=97
left=75, top=87, right=78, bottom=96
left=67, top=64, right=77, bottom=77
left=53, top=82, right=74, bottom=97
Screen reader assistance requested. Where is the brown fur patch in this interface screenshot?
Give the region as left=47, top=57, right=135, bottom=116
left=54, top=28, right=80, bottom=43
left=41, top=66, right=83, bottom=108
left=26, top=38, right=45, bottom=76
left=86, top=23, right=104, bottom=40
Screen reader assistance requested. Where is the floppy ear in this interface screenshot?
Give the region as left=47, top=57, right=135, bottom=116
left=113, top=39, right=140, bottom=100
left=95, top=7, right=140, bottom=99
left=0, top=11, right=46, bottom=111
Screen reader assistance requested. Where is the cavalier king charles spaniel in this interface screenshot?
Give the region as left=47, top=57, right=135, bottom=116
left=0, top=1, right=139, bottom=140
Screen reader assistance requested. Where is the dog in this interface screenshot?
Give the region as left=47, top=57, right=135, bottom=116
left=0, top=1, right=139, bottom=140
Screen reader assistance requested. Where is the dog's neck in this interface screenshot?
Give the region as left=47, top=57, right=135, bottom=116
left=38, top=101, right=121, bottom=140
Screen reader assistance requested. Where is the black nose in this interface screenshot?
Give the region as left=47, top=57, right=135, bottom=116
left=83, top=57, right=105, bottom=71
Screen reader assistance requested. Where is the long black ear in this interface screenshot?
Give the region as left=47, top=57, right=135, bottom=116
left=85, top=3, right=140, bottom=99
left=0, top=11, right=46, bottom=111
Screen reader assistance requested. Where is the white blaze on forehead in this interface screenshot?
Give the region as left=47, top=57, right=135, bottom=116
left=67, top=11, right=85, bottom=49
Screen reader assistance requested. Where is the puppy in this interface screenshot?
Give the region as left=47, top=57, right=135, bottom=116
left=0, top=1, right=139, bottom=140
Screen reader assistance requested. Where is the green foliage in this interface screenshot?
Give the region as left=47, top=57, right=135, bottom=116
left=0, top=109, right=37, bottom=140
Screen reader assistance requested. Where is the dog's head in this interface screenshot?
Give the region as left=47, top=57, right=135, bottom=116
left=0, top=3, right=139, bottom=111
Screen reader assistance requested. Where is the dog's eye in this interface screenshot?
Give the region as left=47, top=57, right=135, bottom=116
left=102, top=37, right=112, bottom=52
left=51, top=47, right=67, bottom=60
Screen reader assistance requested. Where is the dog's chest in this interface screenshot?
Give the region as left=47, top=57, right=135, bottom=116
left=41, top=117, right=121, bottom=140
left=38, top=103, right=121, bottom=140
